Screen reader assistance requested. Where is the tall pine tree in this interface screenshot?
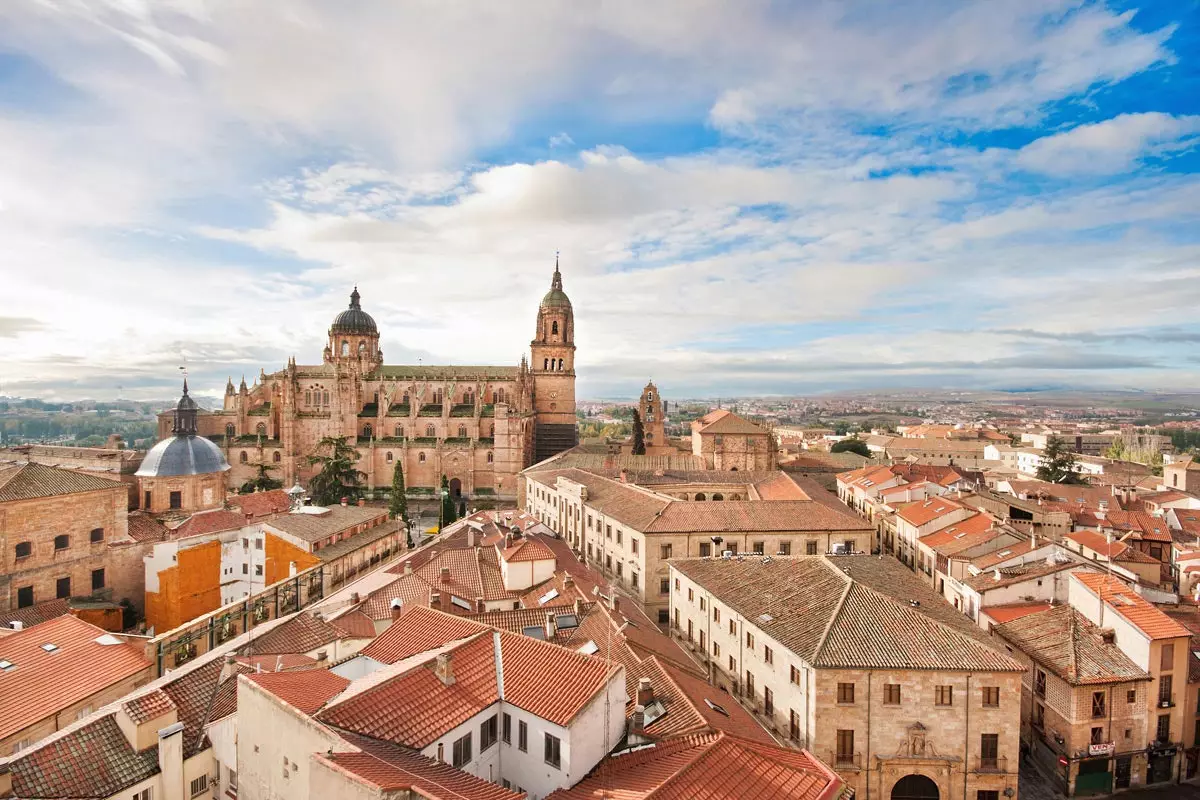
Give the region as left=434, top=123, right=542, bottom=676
left=631, top=409, right=646, bottom=455
left=440, top=474, right=459, bottom=529
left=388, top=457, right=408, bottom=522
left=1036, top=435, right=1083, bottom=484
left=306, top=436, right=366, bottom=506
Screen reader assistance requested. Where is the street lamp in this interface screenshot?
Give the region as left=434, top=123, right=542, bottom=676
left=439, top=488, right=449, bottom=533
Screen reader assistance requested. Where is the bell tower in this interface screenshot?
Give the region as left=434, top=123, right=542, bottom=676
left=530, top=257, right=578, bottom=461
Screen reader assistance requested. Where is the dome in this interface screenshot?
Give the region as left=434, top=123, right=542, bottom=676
left=330, top=287, right=378, bottom=335
left=540, top=263, right=572, bottom=309
left=136, top=435, right=231, bottom=478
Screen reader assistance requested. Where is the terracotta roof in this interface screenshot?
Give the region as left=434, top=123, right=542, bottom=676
left=1102, top=510, right=1173, bottom=542
left=673, top=556, right=1022, bottom=672
left=970, top=539, right=1040, bottom=570
left=0, top=615, right=152, bottom=741
left=918, top=513, right=999, bottom=555
left=499, top=535, right=557, bottom=563
left=246, top=669, right=350, bottom=714
left=995, top=605, right=1151, bottom=685
left=1008, top=480, right=1123, bottom=510
left=10, top=715, right=159, bottom=799
left=247, top=612, right=358, bottom=654
left=121, top=689, right=176, bottom=724
left=0, top=598, right=70, bottom=630
left=329, top=610, right=377, bottom=639
left=125, top=513, right=169, bottom=542
left=1066, top=529, right=1130, bottom=558
left=464, top=603, right=595, bottom=644
left=360, top=606, right=488, bottom=664
left=229, top=488, right=292, bottom=517
left=1072, top=571, right=1191, bottom=641
left=235, top=653, right=319, bottom=672
left=963, top=559, right=1082, bottom=592
left=0, top=462, right=123, bottom=503
left=547, top=731, right=844, bottom=800
left=264, top=505, right=387, bottom=542
left=1139, top=490, right=1195, bottom=505
left=321, top=733, right=524, bottom=800
left=895, top=497, right=966, bottom=528
left=159, top=655, right=250, bottom=756
left=171, top=508, right=247, bottom=538
left=981, top=603, right=1052, bottom=625
left=692, top=409, right=770, bottom=436
left=646, top=499, right=871, bottom=533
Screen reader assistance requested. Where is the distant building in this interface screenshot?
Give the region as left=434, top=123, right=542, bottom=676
left=1165, top=457, right=1200, bottom=494
left=690, top=409, right=775, bottom=471
left=136, top=380, right=230, bottom=515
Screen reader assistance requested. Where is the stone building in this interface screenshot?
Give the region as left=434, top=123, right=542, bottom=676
left=670, top=555, right=1024, bottom=800
left=690, top=409, right=775, bottom=471
left=1165, top=457, right=1200, bottom=494
left=157, top=265, right=578, bottom=503
left=0, top=443, right=143, bottom=510
left=137, top=380, right=230, bottom=515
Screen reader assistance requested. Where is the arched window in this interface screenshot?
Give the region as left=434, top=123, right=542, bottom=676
left=558, top=358, right=564, bottom=371
left=730, top=494, right=742, bottom=500
left=394, top=423, right=403, bottom=437
left=14, top=541, right=31, bottom=559
left=695, top=493, right=706, bottom=501
left=305, top=390, right=312, bottom=405
left=552, top=320, right=559, bottom=336
left=358, top=341, right=367, bottom=354
left=240, top=451, right=248, bottom=463
left=418, top=452, right=426, bottom=463
left=712, top=493, right=724, bottom=501
left=457, top=425, right=467, bottom=439
left=341, top=340, right=349, bottom=356
left=403, top=392, right=409, bottom=404
left=386, top=451, right=393, bottom=463
left=363, top=424, right=373, bottom=439
left=226, top=423, right=236, bottom=438
left=487, top=451, right=494, bottom=463
left=422, top=424, right=433, bottom=438
left=544, top=358, right=549, bottom=371
left=273, top=452, right=281, bottom=463
left=323, top=391, right=330, bottom=405
left=256, top=422, right=266, bottom=436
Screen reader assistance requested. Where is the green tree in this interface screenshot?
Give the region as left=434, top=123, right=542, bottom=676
left=388, top=458, right=408, bottom=521
left=631, top=409, right=646, bottom=455
left=440, top=474, right=458, bottom=528
left=1036, top=435, right=1083, bottom=484
left=831, top=437, right=871, bottom=458
left=1104, top=437, right=1127, bottom=461
left=240, top=463, right=283, bottom=494
left=306, top=436, right=366, bottom=505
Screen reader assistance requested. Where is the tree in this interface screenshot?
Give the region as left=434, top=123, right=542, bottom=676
left=631, top=409, right=646, bottom=455
left=388, top=457, right=408, bottom=520
left=1036, top=435, right=1084, bottom=484
left=440, top=474, right=458, bottom=528
left=831, top=437, right=872, bottom=458
left=1104, top=437, right=1127, bottom=461
left=239, top=463, right=283, bottom=495
left=306, top=436, right=366, bottom=505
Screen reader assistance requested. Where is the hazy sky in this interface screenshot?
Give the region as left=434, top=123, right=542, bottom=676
left=0, top=1, right=1197, bottom=401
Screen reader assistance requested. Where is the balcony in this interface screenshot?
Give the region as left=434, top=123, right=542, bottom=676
left=1158, top=694, right=1176, bottom=709
left=975, top=756, right=1008, bottom=774
left=831, top=752, right=862, bottom=770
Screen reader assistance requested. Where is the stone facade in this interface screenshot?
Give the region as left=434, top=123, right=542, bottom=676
left=157, top=268, right=578, bottom=503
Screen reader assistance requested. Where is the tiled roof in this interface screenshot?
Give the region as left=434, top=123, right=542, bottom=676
left=246, top=669, right=350, bottom=714
left=247, top=612, right=356, bottom=654
left=464, top=603, right=595, bottom=644
left=1007, top=480, right=1123, bottom=510
left=1072, top=571, right=1191, bottom=641
left=121, top=689, right=176, bottom=724
left=0, top=615, right=152, bottom=741
left=647, top=499, right=872, bottom=533
left=499, top=536, right=556, bottom=562
left=171, top=508, right=248, bottom=538
left=159, top=655, right=249, bottom=756
left=1066, top=529, right=1129, bottom=558
left=963, top=559, right=1082, bottom=592
left=229, top=488, right=292, bottom=517
left=0, top=598, right=70, bottom=629
left=264, top=505, right=388, bottom=542
left=970, top=539, right=1041, bottom=570
left=673, top=556, right=1022, bottom=672
left=1103, top=510, right=1172, bottom=542
left=329, top=609, right=377, bottom=639
left=896, top=496, right=965, bottom=528
left=692, top=409, right=770, bottom=436
left=546, top=732, right=844, bottom=800
left=0, top=462, right=124, bottom=503
left=981, top=603, right=1052, bottom=625
left=360, top=606, right=488, bottom=664
left=10, top=715, right=159, bottom=799
left=322, top=732, right=524, bottom=800
left=995, top=605, right=1151, bottom=685
left=1140, top=490, right=1195, bottom=505
left=235, top=653, right=319, bottom=672
left=125, top=513, right=169, bottom=542
left=918, top=513, right=999, bottom=555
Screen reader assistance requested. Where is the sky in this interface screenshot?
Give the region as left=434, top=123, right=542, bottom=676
left=0, top=1, right=1197, bottom=402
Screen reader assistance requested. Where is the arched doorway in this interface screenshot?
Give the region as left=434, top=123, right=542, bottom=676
left=449, top=477, right=462, bottom=498
left=891, top=774, right=939, bottom=800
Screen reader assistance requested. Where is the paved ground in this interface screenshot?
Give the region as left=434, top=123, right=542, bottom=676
left=1020, top=758, right=1200, bottom=800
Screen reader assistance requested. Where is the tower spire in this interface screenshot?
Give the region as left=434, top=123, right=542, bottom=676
left=551, top=252, right=562, bottom=292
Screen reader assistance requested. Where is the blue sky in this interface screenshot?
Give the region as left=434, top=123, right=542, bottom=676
left=0, top=1, right=1197, bottom=401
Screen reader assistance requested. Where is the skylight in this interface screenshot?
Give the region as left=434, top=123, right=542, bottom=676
left=578, top=640, right=599, bottom=655
left=0, top=660, right=13, bottom=671
left=450, top=595, right=472, bottom=610
left=522, top=626, right=547, bottom=640
left=40, top=643, right=58, bottom=652
left=705, top=698, right=728, bottom=716
left=555, top=614, right=579, bottom=630
left=538, top=589, right=559, bottom=605
left=643, top=699, right=667, bottom=726
left=758, top=613, right=773, bottom=623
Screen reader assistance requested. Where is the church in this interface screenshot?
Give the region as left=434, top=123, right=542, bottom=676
left=157, top=263, right=578, bottom=503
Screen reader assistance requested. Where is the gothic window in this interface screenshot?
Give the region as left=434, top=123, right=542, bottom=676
left=273, top=452, right=281, bottom=463
left=552, top=320, right=559, bottom=336
left=712, top=493, right=724, bottom=501
left=395, top=424, right=403, bottom=437
left=240, top=451, right=248, bottom=463
left=226, top=423, right=236, bottom=437
left=463, top=391, right=474, bottom=405
left=386, top=451, right=393, bottom=463
left=323, top=391, right=330, bottom=405
left=557, top=358, right=564, bottom=370
left=341, top=340, right=349, bottom=356
left=487, top=451, right=494, bottom=463
left=419, top=452, right=426, bottom=463
left=362, top=424, right=373, bottom=439
left=256, top=422, right=266, bottom=436
left=695, top=493, right=706, bottom=501
left=544, top=358, right=549, bottom=371
left=305, top=390, right=312, bottom=405
left=426, top=424, right=436, bottom=437
left=457, top=425, right=467, bottom=439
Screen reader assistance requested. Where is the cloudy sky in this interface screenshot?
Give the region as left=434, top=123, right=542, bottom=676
left=0, top=1, right=1197, bottom=401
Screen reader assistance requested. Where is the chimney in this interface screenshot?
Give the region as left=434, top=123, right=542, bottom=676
left=430, top=591, right=441, bottom=608
left=350, top=592, right=361, bottom=604
left=545, top=611, right=557, bottom=640
left=610, top=595, right=620, bottom=613
left=316, top=650, right=328, bottom=663
left=440, top=567, right=451, bottom=584
left=1030, top=530, right=1037, bottom=550
left=630, top=704, right=645, bottom=736
left=403, top=561, right=413, bottom=576
left=1101, top=629, right=1116, bottom=645
left=357, top=498, right=366, bottom=507
left=619, top=469, right=628, bottom=483
left=157, top=722, right=186, bottom=800
left=467, top=528, right=476, bottom=548
left=574, top=598, right=584, bottom=617
left=390, top=598, right=403, bottom=621
left=434, top=653, right=455, bottom=686
left=9, top=621, right=22, bottom=631
left=505, top=533, right=513, bottom=548
left=637, top=677, right=654, bottom=706
left=218, top=654, right=238, bottom=684
left=274, top=655, right=284, bottom=673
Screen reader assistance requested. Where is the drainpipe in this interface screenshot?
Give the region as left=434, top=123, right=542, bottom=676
left=705, top=589, right=713, bottom=685
left=866, top=671, right=873, bottom=799
left=964, top=673, right=971, bottom=800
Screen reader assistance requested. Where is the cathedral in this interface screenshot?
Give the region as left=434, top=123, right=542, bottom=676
left=157, top=264, right=578, bottom=502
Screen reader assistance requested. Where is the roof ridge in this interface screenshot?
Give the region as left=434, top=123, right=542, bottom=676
left=811, top=566, right=854, bottom=663
left=642, top=732, right=723, bottom=798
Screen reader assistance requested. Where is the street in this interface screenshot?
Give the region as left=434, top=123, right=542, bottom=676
left=1020, top=760, right=1200, bottom=800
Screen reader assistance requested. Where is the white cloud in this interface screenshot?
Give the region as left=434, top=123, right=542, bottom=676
left=1016, top=112, right=1200, bottom=175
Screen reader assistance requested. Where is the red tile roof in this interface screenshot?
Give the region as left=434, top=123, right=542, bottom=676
left=360, top=606, right=488, bottom=664
left=0, top=615, right=152, bottom=740
left=229, top=488, right=292, bottom=517
left=0, top=598, right=70, bottom=630
left=0, top=462, right=124, bottom=502
left=121, top=688, right=177, bottom=724
left=235, top=653, right=319, bottom=672
left=995, top=605, right=1151, bottom=685
left=547, top=732, right=845, bottom=800
left=329, top=609, right=377, bottom=639
left=1066, top=529, right=1130, bottom=558
left=499, top=536, right=556, bottom=562
left=247, top=612, right=354, bottom=654
left=1072, top=571, right=1191, bottom=640
left=692, top=409, right=770, bottom=436
left=1102, top=510, right=1173, bottom=542
left=125, top=513, right=169, bottom=542
left=246, top=669, right=350, bottom=714
left=10, top=715, right=159, bottom=798
left=896, top=496, right=965, bottom=528
left=981, top=603, right=1052, bottom=625
left=171, top=509, right=248, bottom=538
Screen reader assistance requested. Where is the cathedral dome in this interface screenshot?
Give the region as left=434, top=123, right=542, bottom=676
left=136, top=435, right=230, bottom=478
left=540, top=263, right=572, bottom=309
left=330, top=287, right=378, bottom=335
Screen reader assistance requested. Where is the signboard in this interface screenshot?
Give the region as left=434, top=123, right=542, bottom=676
left=1088, top=742, right=1115, bottom=757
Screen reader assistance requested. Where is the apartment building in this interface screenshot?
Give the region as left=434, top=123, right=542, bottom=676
left=893, top=495, right=975, bottom=569
left=669, top=555, right=1024, bottom=800
left=523, top=465, right=872, bottom=623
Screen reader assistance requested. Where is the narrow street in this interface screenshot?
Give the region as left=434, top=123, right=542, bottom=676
left=1019, top=759, right=1200, bottom=800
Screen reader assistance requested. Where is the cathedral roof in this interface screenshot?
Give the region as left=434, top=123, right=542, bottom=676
left=540, top=260, right=572, bottom=309
left=136, top=435, right=231, bottom=478
left=331, top=287, right=378, bottom=335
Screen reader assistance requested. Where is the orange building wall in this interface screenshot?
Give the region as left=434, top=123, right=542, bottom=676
left=145, top=540, right=223, bottom=633
left=264, top=534, right=320, bottom=586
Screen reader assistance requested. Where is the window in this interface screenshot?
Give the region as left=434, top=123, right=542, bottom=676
left=658, top=609, right=669, bottom=624
left=426, top=424, right=436, bottom=437
left=501, top=713, right=513, bottom=745
left=606, top=524, right=612, bottom=538
left=481, top=715, right=498, bottom=750
left=713, top=641, right=720, bottom=658
left=133, top=790, right=152, bottom=800
left=544, top=733, right=562, bottom=769
left=764, top=645, right=773, bottom=664
left=169, top=491, right=182, bottom=510
left=699, top=542, right=711, bottom=557
left=256, top=538, right=264, bottom=550
left=980, top=733, right=998, bottom=770
left=764, top=686, right=774, bottom=715
left=713, top=607, right=720, bottom=623
left=273, top=451, right=281, bottom=463
left=978, top=792, right=1000, bottom=800
left=386, top=451, right=393, bottom=463
left=660, top=578, right=670, bottom=595
left=1157, top=714, right=1170, bottom=743
left=688, top=588, right=694, bottom=601
left=790, top=665, right=801, bottom=686
left=487, top=451, right=494, bottom=463
left=790, top=709, right=801, bottom=740
left=806, top=540, right=818, bottom=555
left=242, top=564, right=248, bottom=575
left=255, top=565, right=263, bottom=576
left=700, top=631, right=706, bottom=651
left=729, top=619, right=736, bottom=636
left=190, top=775, right=208, bottom=797
left=518, top=720, right=528, bottom=752
left=982, top=686, right=1000, bottom=708
left=90, top=528, right=104, bottom=543
left=1034, top=668, right=1046, bottom=697
left=631, top=572, right=639, bottom=590
left=437, top=743, right=444, bottom=762
left=837, top=682, right=855, bottom=704
left=746, top=631, right=754, bottom=649
left=616, top=530, right=622, bottom=545
left=14, top=541, right=31, bottom=559
left=239, top=451, right=248, bottom=463
left=452, top=732, right=473, bottom=768
left=1092, top=691, right=1106, bottom=718
left=745, top=670, right=755, bottom=696
left=17, top=586, right=33, bottom=608
left=1090, top=726, right=1104, bottom=744
left=56, top=576, right=71, bottom=599
left=92, top=568, right=106, bottom=591
left=674, top=578, right=680, bottom=591
left=884, top=683, right=901, bottom=705
left=729, top=655, right=736, bottom=672
left=144, top=490, right=151, bottom=510
left=935, top=685, right=954, bottom=706
left=1162, top=643, right=1175, bottom=672
left=54, top=534, right=69, bottom=551
left=419, top=452, right=426, bottom=463
left=699, top=597, right=705, bottom=611
left=753, top=541, right=764, bottom=554
left=227, top=767, right=237, bottom=793
left=661, top=543, right=672, bottom=559
left=778, top=541, right=791, bottom=556
left=1160, top=674, right=1173, bottom=706
left=836, top=729, right=854, bottom=763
